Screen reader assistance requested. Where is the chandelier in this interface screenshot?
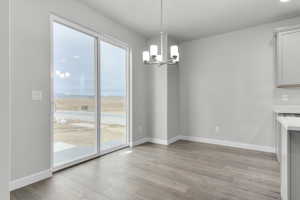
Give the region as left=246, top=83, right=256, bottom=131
left=142, top=0, right=179, bottom=65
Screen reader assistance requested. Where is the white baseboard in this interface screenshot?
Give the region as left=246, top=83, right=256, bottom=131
left=167, top=135, right=182, bottom=145
left=181, top=136, right=275, bottom=153
left=149, top=138, right=168, bottom=145
left=132, top=135, right=182, bottom=146
left=130, top=135, right=275, bottom=153
left=132, top=137, right=150, bottom=146
left=10, top=169, right=52, bottom=191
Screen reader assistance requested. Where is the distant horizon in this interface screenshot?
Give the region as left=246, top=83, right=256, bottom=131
left=54, top=90, right=125, bottom=98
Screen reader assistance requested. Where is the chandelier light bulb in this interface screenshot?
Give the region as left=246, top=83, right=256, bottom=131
left=150, top=45, right=158, bottom=57
left=143, top=51, right=150, bottom=63
left=170, top=45, right=179, bottom=59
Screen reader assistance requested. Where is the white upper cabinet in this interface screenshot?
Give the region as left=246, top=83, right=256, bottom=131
left=276, top=26, right=300, bottom=87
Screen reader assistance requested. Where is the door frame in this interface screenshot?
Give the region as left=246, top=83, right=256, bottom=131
left=50, top=14, right=132, bottom=172
left=99, top=36, right=131, bottom=151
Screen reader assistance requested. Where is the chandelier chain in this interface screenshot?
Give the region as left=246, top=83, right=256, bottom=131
left=161, top=0, right=163, bottom=32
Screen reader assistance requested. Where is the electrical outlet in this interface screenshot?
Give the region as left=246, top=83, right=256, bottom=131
left=215, top=126, right=220, bottom=133
left=32, top=90, right=43, bottom=101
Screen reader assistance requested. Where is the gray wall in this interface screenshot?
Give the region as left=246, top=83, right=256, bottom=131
left=146, top=35, right=168, bottom=141
left=0, top=0, right=10, bottom=199
left=180, top=17, right=300, bottom=148
left=11, top=0, right=147, bottom=181
left=167, top=38, right=180, bottom=140
left=146, top=35, right=180, bottom=141
left=167, top=65, right=180, bottom=140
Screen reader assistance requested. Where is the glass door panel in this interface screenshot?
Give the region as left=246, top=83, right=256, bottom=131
left=53, top=22, right=98, bottom=167
left=100, top=41, right=128, bottom=151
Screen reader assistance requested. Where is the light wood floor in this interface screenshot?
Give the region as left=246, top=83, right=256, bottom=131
left=11, top=141, right=280, bottom=200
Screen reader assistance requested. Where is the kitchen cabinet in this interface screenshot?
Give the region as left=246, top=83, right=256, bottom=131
left=276, top=116, right=300, bottom=200
left=276, top=26, right=300, bottom=87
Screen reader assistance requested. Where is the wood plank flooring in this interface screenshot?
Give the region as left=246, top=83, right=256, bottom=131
left=11, top=141, right=281, bottom=200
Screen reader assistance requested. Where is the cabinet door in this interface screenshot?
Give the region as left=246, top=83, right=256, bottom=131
left=277, top=28, right=300, bottom=87
left=275, top=113, right=281, bottom=162
left=281, top=126, right=290, bottom=200
left=290, top=132, right=300, bottom=200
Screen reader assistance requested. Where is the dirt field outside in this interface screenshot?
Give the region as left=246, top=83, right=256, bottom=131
left=54, top=96, right=126, bottom=148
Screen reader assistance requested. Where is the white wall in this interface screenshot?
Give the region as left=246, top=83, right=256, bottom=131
left=180, top=17, right=300, bottom=149
left=0, top=0, right=10, bottom=199
left=11, top=0, right=147, bottom=181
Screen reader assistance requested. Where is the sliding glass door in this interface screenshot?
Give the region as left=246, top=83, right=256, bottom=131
left=52, top=22, right=98, bottom=167
left=51, top=16, right=129, bottom=170
left=100, top=41, right=128, bottom=151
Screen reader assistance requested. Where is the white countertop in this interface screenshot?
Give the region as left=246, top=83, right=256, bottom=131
left=277, top=116, right=300, bottom=131
left=273, top=105, right=300, bottom=114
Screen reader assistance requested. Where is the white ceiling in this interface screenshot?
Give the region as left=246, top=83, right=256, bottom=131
left=80, top=0, right=300, bottom=41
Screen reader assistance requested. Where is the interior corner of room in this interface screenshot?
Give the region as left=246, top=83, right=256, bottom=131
left=3, top=0, right=300, bottom=199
